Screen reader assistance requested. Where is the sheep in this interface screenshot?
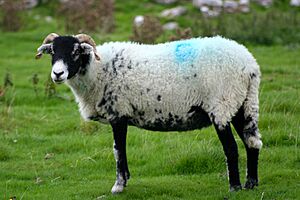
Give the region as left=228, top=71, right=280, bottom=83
left=36, top=33, right=262, bottom=194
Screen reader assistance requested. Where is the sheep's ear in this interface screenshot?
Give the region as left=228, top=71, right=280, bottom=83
left=80, top=43, right=100, bottom=61
left=36, top=33, right=59, bottom=59
left=35, top=44, right=52, bottom=59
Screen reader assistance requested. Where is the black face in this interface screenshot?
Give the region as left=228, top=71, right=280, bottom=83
left=51, top=36, right=91, bottom=81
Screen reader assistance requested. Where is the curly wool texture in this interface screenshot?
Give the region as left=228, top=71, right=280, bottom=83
left=66, top=36, right=260, bottom=130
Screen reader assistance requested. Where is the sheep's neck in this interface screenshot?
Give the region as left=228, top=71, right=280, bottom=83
left=66, top=60, right=98, bottom=98
left=68, top=76, right=90, bottom=95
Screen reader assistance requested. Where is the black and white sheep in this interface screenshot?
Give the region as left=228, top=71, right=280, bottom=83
left=36, top=33, right=262, bottom=193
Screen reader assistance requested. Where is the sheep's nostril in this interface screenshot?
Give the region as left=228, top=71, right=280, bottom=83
left=53, top=71, right=64, bottom=78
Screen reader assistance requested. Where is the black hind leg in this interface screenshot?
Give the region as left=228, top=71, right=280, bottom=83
left=232, top=108, right=262, bottom=189
left=213, top=123, right=242, bottom=191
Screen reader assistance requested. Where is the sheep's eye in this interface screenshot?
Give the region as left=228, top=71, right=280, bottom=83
left=71, top=49, right=81, bottom=60
left=72, top=49, right=79, bottom=57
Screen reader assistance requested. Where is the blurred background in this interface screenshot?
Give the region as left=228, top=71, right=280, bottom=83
left=0, top=0, right=299, bottom=44
left=0, top=1, right=299, bottom=199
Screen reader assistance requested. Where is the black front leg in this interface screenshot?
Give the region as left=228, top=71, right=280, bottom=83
left=214, top=123, right=242, bottom=192
left=110, top=117, right=130, bottom=194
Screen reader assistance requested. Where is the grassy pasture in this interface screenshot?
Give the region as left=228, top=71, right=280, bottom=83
left=0, top=1, right=300, bottom=200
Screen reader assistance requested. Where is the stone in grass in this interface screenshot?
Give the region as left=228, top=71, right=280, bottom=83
left=239, top=0, right=250, bottom=13
left=35, top=177, right=43, bottom=184
left=290, top=0, right=300, bottom=6
left=163, top=22, right=179, bottom=31
left=239, top=0, right=250, bottom=5
left=240, top=6, right=250, bottom=13
left=224, top=1, right=239, bottom=13
left=45, top=16, right=53, bottom=23
left=44, top=153, right=54, bottom=160
left=155, top=0, right=177, bottom=4
left=200, top=6, right=222, bottom=18
left=96, top=195, right=107, bottom=199
left=254, top=0, right=273, bottom=7
left=23, top=0, right=38, bottom=9
left=134, top=15, right=145, bottom=27
left=160, top=6, right=187, bottom=18
left=193, top=0, right=223, bottom=8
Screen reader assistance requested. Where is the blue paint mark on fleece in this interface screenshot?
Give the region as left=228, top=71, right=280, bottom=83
left=174, top=42, right=197, bottom=63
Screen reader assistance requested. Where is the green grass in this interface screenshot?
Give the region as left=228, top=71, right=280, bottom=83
left=1, top=1, right=300, bottom=200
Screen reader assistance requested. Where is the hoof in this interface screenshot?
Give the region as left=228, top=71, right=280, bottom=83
left=111, top=183, right=124, bottom=194
left=244, top=178, right=258, bottom=189
left=230, top=185, right=242, bottom=192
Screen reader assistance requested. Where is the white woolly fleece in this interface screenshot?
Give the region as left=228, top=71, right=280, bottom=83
left=66, top=36, right=260, bottom=130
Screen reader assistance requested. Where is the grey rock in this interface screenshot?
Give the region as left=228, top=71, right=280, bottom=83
left=155, top=0, right=177, bottom=4
left=239, top=0, right=249, bottom=5
left=290, top=0, right=300, bottom=6
left=134, top=15, right=145, bottom=27
left=163, top=22, right=179, bottom=30
left=24, top=0, right=38, bottom=9
left=254, top=0, right=273, bottom=7
left=45, top=16, right=53, bottom=23
left=160, top=6, right=187, bottom=18
left=200, top=6, right=221, bottom=17
left=224, top=0, right=239, bottom=13
left=193, top=0, right=223, bottom=8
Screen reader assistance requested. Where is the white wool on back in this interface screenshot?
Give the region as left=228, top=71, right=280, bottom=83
left=66, top=36, right=260, bottom=129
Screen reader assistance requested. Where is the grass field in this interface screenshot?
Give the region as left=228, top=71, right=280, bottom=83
left=1, top=1, right=300, bottom=200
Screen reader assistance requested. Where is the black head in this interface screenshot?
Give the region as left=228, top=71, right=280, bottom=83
left=36, top=33, right=100, bottom=84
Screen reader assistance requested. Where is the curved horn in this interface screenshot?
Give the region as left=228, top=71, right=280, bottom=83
left=75, top=34, right=100, bottom=61
left=42, top=33, right=59, bottom=44
left=36, top=33, right=59, bottom=59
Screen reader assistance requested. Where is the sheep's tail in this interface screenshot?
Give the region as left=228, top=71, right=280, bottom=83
left=242, top=70, right=262, bottom=149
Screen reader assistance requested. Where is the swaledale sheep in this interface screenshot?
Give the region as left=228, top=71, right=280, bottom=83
left=36, top=33, right=262, bottom=194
